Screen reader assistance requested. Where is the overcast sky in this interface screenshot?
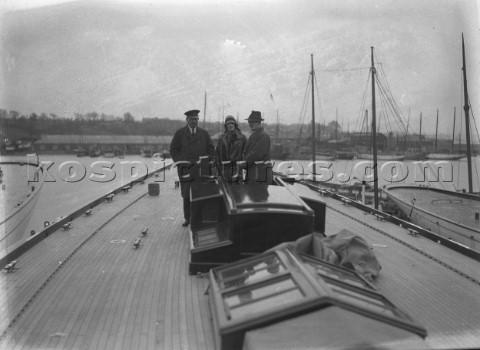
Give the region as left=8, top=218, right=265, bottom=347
left=1, top=0, right=479, bottom=136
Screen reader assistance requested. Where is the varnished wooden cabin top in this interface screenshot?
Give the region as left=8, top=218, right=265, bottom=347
left=1, top=169, right=480, bottom=349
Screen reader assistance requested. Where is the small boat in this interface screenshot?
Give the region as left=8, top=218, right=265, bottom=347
left=270, top=111, right=290, bottom=160
left=75, top=148, right=88, bottom=157
left=16, top=140, right=33, bottom=152
left=335, top=149, right=357, bottom=160
left=4, top=142, right=16, bottom=153
left=140, top=147, right=153, bottom=158
left=271, top=143, right=289, bottom=160
left=358, top=152, right=405, bottom=161
left=426, top=152, right=465, bottom=160
left=383, top=185, right=480, bottom=250
left=384, top=35, right=479, bottom=249
left=152, top=151, right=169, bottom=159
left=0, top=157, right=45, bottom=257
left=102, top=148, right=115, bottom=158
left=115, top=147, right=126, bottom=158
left=426, top=108, right=465, bottom=160
left=89, top=145, right=101, bottom=157
left=403, top=148, right=427, bottom=160
left=315, top=151, right=336, bottom=161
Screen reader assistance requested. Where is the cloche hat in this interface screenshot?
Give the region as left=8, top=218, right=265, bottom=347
left=224, top=115, right=237, bottom=125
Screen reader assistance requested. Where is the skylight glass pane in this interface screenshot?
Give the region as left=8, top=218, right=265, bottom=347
left=327, top=283, right=397, bottom=318
left=218, top=255, right=285, bottom=289
left=300, top=255, right=373, bottom=290
left=225, top=278, right=303, bottom=320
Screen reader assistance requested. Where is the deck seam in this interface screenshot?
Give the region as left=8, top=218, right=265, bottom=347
left=326, top=203, right=480, bottom=287
left=0, top=192, right=148, bottom=341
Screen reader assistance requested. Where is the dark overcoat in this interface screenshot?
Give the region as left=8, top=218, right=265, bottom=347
left=216, top=128, right=247, bottom=174
left=243, top=127, right=271, bottom=164
left=243, top=127, right=272, bottom=183
left=170, top=125, right=215, bottom=197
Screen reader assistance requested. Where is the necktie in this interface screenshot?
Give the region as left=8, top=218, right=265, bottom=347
left=192, top=128, right=195, bottom=136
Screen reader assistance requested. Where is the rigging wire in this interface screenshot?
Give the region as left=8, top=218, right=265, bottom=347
left=291, top=73, right=312, bottom=161
left=353, top=72, right=371, bottom=136
left=313, top=70, right=324, bottom=126
left=467, top=96, right=480, bottom=189
left=315, top=67, right=370, bottom=72
left=456, top=81, right=464, bottom=189
left=375, top=62, right=409, bottom=136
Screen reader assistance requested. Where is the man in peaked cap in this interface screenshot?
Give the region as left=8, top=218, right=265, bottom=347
left=243, top=110, right=272, bottom=183
left=170, top=109, right=215, bottom=226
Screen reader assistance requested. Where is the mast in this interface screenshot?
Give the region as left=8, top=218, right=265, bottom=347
left=275, top=109, right=280, bottom=144
left=434, top=109, right=439, bottom=152
left=317, top=122, right=321, bottom=142
left=203, top=91, right=207, bottom=128
left=311, top=54, right=316, bottom=176
left=335, top=108, right=338, bottom=150
left=370, top=47, right=379, bottom=209
left=419, top=112, right=422, bottom=150
left=451, top=107, right=456, bottom=153
left=405, top=108, right=410, bottom=148
left=366, top=110, right=369, bottom=135
left=360, top=110, right=368, bottom=135
left=462, top=33, right=473, bottom=193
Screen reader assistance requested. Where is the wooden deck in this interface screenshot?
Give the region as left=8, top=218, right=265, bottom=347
left=1, top=172, right=480, bottom=349
left=0, top=170, right=214, bottom=350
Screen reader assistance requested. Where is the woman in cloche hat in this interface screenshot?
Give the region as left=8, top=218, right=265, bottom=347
left=216, top=115, right=247, bottom=178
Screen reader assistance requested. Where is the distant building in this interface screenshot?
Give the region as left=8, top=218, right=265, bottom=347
left=348, top=133, right=388, bottom=151
left=34, top=134, right=173, bottom=154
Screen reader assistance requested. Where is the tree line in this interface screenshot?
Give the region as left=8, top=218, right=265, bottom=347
left=0, top=109, right=344, bottom=142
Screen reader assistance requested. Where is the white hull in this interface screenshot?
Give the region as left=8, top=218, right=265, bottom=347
left=315, top=154, right=336, bottom=161
left=426, top=153, right=465, bottom=160
left=384, top=185, right=480, bottom=251
left=358, top=153, right=406, bottom=161
left=0, top=163, right=45, bottom=258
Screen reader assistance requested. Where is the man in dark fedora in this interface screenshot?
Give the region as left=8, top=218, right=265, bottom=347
left=243, top=110, right=272, bottom=183
left=170, top=109, right=215, bottom=226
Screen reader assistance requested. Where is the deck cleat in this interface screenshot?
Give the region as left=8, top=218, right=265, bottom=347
left=133, top=238, right=142, bottom=249
left=63, top=222, right=72, bottom=230
left=4, top=260, right=18, bottom=273
left=407, top=228, right=418, bottom=237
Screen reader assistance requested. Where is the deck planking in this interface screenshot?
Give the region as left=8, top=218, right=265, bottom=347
left=0, top=171, right=213, bottom=350
left=316, top=189, right=480, bottom=348
left=1, top=174, right=480, bottom=349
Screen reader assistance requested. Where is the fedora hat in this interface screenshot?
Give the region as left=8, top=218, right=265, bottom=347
left=245, top=110, right=263, bottom=122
